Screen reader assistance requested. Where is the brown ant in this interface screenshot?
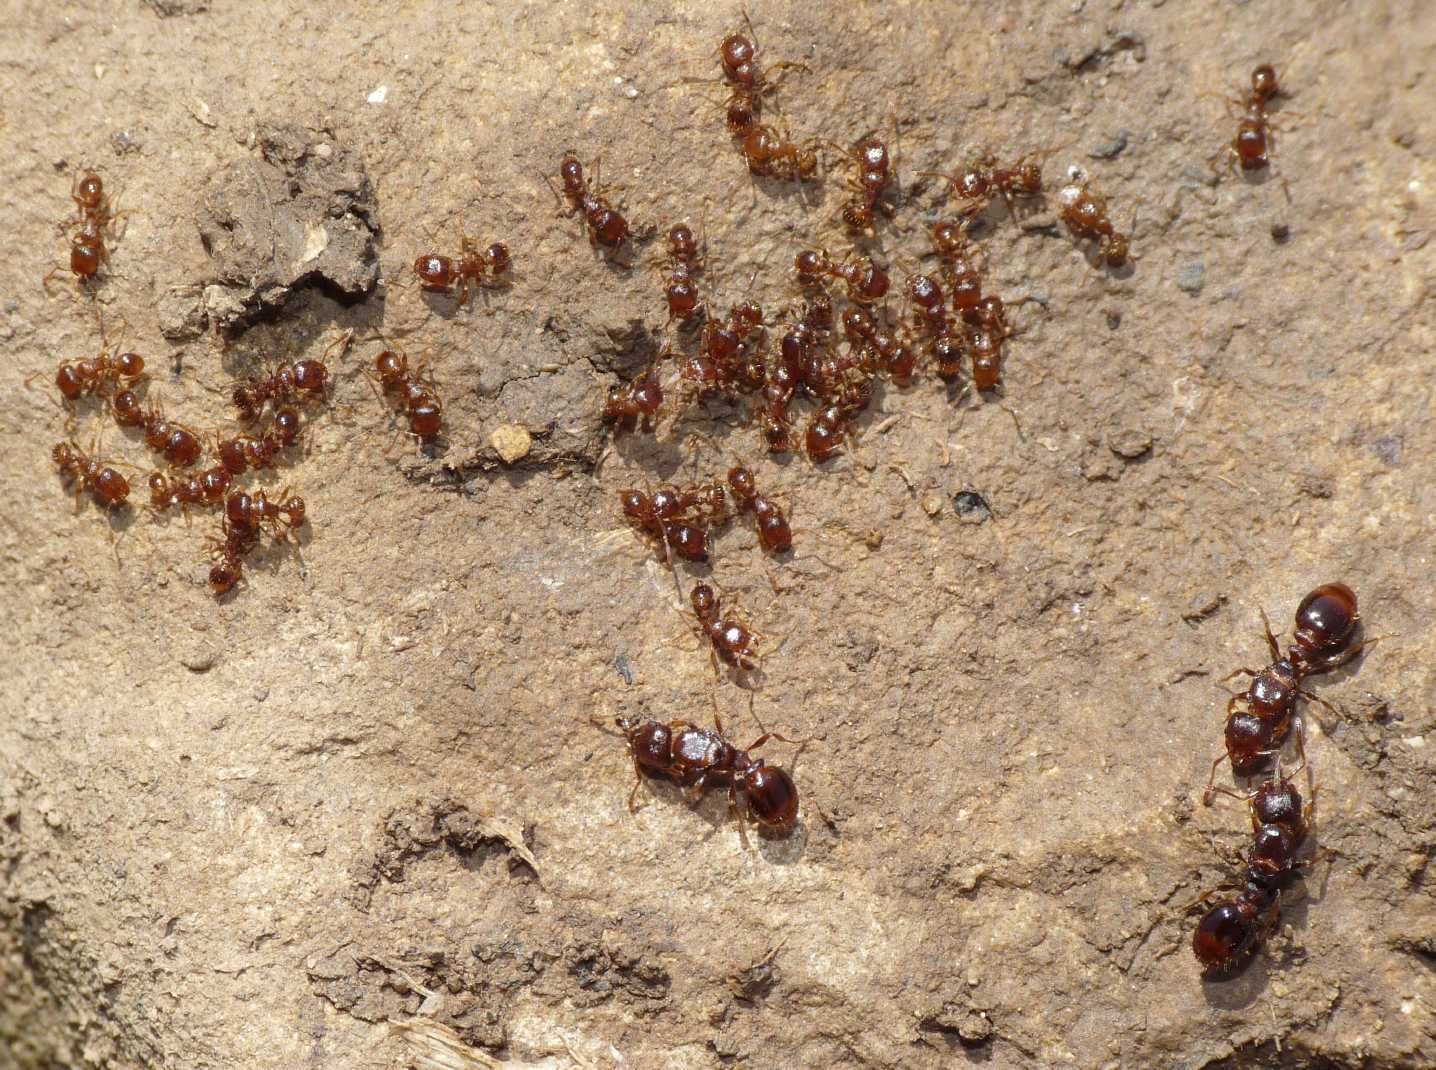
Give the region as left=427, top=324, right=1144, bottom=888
left=32, top=310, right=146, bottom=409
left=662, top=222, right=705, bottom=325
left=231, top=356, right=330, bottom=423
left=412, top=234, right=512, bottom=307
left=1210, top=63, right=1288, bottom=178
left=619, top=483, right=728, bottom=563
left=603, top=369, right=664, bottom=434
left=920, top=150, right=1049, bottom=222
left=1204, top=583, right=1368, bottom=799
left=599, top=711, right=802, bottom=837
left=45, top=172, right=126, bottom=293
left=212, top=417, right=293, bottom=477
left=831, top=135, right=895, bottom=232
left=795, top=249, right=890, bottom=304
left=728, top=466, right=791, bottom=554
left=148, top=465, right=231, bottom=516
left=1192, top=763, right=1314, bottom=976
left=368, top=343, right=444, bottom=443
left=1056, top=175, right=1132, bottom=268
left=741, top=123, right=820, bottom=182
left=206, top=516, right=258, bottom=597
left=691, top=582, right=760, bottom=669
left=52, top=441, right=130, bottom=511
left=699, top=10, right=808, bottom=145
left=550, top=155, right=631, bottom=254
left=132, top=400, right=204, bottom=468
left=225, top=487, right=306, bottom=540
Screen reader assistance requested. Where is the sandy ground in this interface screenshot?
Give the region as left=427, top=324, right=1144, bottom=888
left=2, top=1, right=1434, bottom=1068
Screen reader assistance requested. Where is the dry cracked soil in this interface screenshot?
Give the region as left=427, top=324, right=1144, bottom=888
left=1, top=2, right=1434, bottom=1069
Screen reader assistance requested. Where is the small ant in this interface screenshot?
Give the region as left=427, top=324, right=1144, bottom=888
left=148, top=465, right=231, bottom=516
left=691, top=582, right=762, bottom=670
left=551, top=155, right=631, bottom=253
left=52, top=441, right=130, bottom=510
left=795, top=249, right=890, bottom=304
left=1212, top=64, right=1287, bottom=176
left=1192, top=764, right=1314, bottom=976
left=212, top=418, right=292, bottom=476
left=831, top=135, right=895, bottom=232
left=964, top=294, right=1016, bottom=392
left=703, top=10, right=808, bottom=143
left=231, top=357, right=330, bottom=422
left=1204, top=583, right=1368, bottom=799
left=728, top=465, right=791, bottom=554
left=33, top=311, right=145, bottom=407
left=920, top=150, right=1047, bottom=222
left=369, top=344, right=444, bottom=442
left=412, top=235, right=512, bottom=307
left=45, top=172, right=125, bottom=293
left=225, top=487, right=306, bottom=540
left=207, top=516, right=258, bottom=596
left=599, top=711, right=802, bottom=837
left=619, top=483, right=728, bottom=563
left=662, top=222, right=705, bottom=325
left=1056, top=176, right=1132, bottom=268
left=742, top=124, right=820, bottom=182
left=134, top=400, right=204, bottom=468
left=603, top=369, right=664, bottom=434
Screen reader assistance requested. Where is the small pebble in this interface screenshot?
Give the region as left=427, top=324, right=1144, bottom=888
left=952, top=491, right=991, bottom=523
left=490, top=424, right=532, bottom=464
left=1108, top=429, right=1152, bottom=460
left=1175, top=262, right=1205, bottom=295
left=181, top=647, right=218, bottom=673
left=1088, top=131, right=1129, bottom=160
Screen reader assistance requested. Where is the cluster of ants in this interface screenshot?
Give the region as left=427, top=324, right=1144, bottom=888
left=1191, top=584, right=1368, bottom=977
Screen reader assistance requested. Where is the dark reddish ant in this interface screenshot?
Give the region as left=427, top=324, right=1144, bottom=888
left=52, top=441, right=130, bottom=510
left=368, top=344, right=443, bottom=442
left=1204, top=584, right=1368, bottom=799
left=700, top=10, right=808, bottom=145
left=662, top=222, right=705, bottom=325
left=603, top=368, right=664, bottom=434
left=212, top=422, right=290, bottom=477
left=831, top=135, right=895, bottom=232
left=1192, top=764, right=1314, bottom=976
left=147, top=466, right=231, bottom=516
left=1056, top=176, right=1132, bottom=268
left=691, top=582, right=761, bottom=670
left=412, top=235, right=512, bottom=307
left=794, top=249, right=890, bottom=304
left=599, top=711, right=803, bottom=836
left=619, top=483, right=728, bottom=563
left=134, top=400, right=204, bottom=468
left=231, top=357, right=330, bottom=423
left=206, top=516, right=258, bottom=597
left=225, top=487, right=306, bottom=540
left=551, top=155, right=631, bottom=253
left=728, top=466, right=791, bottom=554
left=32, top=312, right=145, bottom=408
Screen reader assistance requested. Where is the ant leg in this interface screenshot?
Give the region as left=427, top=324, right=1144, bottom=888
left=1221, top=666, right=1262, bottom=684
left=729, top=781, right=751, bottom=850
left=627, top=761, right=647, bottom=813
left=1202, top=750, right=1231, bottom=805
left=1204, top=784, right=1253, bottom=809
left=1258, top=607, right=1281, bottom=662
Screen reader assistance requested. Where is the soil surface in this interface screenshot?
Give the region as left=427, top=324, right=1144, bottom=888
left=2, top=2, right=1434, bottom=1069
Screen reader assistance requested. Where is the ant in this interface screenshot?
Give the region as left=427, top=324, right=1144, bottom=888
left=1056, top=175, right=1132, bottom=268
left=412, top=234, right=512, bottom=307
left=965, top=294, right=1017, bottom=392
left=662, top=222, right=705, bottom=325
left=551, top=155, right=631, bottom=254
left=211, top=413, right=295, bottom=477
left=619, top=483, right=729, bottom=564
left=701, top=10, right=807, bottom=142
left=598, top=710, right=802, bottom=838
left=206, top=516, right=258, bottom=597
left=741, top=124, right=820, bottom=182
left=368, top=343, right=444, bottom=442
left=920, top=150, right=1048, bottom=222
left=148, top=465, right=231, bottom=516
left=231, top=356, right=330, bottom=423
left=130, top=400, right=204, bottom=468
left=1210, top=64, right=1288, bottom=178
left=728, top=465, right=791, bottom=554
left=1192, top=763, right=1314, bottom=976
left=603, top=369, right=664, bottom=434
left=1204, top=583, right=1368, bottom=800
left=831, top=134, right=895, bottom=232
left=691, top=582, right=761, bottom=669
left=44, top=172, right=126, bottom=293
left=795, top=249, right=890, bottom=304
left=32, top=309, right=145, bottom=408
left=225, top=487, right=306, bottom=540
left=52, top=441, right=130, bottom=511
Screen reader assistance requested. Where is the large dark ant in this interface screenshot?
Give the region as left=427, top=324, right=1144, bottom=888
left=728, top=465, right=791, bottom=554
left=551, top=155, right=631, bottom=253
left=225, top=487, right=306, bottom=540
left=1192, top=764, right=1313, bottom=976
left=369, top=344, right=443, bottom=443
left=412, top=235, right=512, bottom=307
left=1056, top=176, right=1132, bottom=268
left=795, top=248, right=890, bottom=304
left=52, top=440, right=130, bottom=510
left=206, top=516, right=258, bottom=597
left=691, top=581, right=760, bottom=669
left=1204, top=583, right=1368, bottom=800
left=599, top=710, right=802, bottom=838
left=133, top=400, right=204, bottom=468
